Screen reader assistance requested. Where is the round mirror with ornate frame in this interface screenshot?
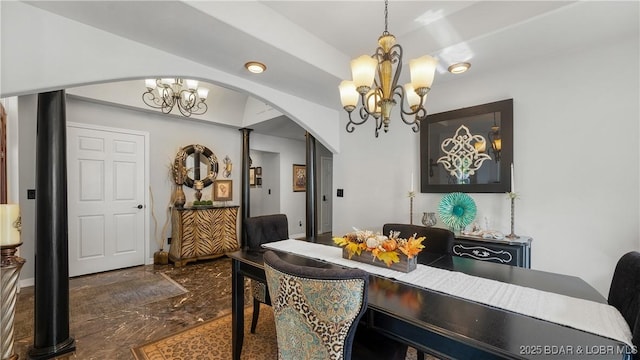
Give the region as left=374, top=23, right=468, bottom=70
left=174, top=144, right=219, bottom=191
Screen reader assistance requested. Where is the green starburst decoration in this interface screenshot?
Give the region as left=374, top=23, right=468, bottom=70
left=438, top=192, right=477, bottom=232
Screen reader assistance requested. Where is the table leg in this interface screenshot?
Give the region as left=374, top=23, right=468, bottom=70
left=231, top=259, right=244, bottom=360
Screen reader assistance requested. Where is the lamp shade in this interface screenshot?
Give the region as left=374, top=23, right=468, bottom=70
left=365, top=89, right=381, bottom=115
left=185, top=79, right=199, bottom=90
left=493, top=138, right=502, bottom=152
left=160, top=78, right=175, bottom=85
left=403, top=83, right=423, bottom=108
left=409, top=55, right=438, bottom=90
left=351, top=55, right=377, bottom=90
left=197, top=87, right=209, bottom=101
left=339, top=81, right=358, bottom=108
left=145, top=79, right=157, bottom=90
left=0, top=204, right=21, bottom=246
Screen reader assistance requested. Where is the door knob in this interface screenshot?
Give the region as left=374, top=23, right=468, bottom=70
left=136, top=204, right=143, bottom=209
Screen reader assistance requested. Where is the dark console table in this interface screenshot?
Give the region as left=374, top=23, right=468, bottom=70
left=453, top=234, right=532, bottom=268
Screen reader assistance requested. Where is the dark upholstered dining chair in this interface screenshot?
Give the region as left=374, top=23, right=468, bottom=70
left=608, top=251, right=640, bottom=354
left=243, top=214, right=289, bottom=333
left=263, top=250, right=408, bottom=360
left=382, top=223, right=453, bottom=257
left=382, top=223, right=454, bottom=360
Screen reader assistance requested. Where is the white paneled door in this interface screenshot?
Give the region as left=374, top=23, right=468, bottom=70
left=67, top=123, right=147, bottom=277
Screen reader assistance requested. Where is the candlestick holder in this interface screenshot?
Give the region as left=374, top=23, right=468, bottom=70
left=1, top=242, right=25, bottom=360
left=506, top=192, right=519, bottom=239
left=408, top=191, right=416, bottom=224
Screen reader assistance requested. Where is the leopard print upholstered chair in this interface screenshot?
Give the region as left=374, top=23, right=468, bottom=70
left=263, top=250, right=369, bottom=360
left=243, top=214, right=289, bottom=333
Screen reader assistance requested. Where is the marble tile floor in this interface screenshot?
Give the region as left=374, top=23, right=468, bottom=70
left=14, top=256, right=245, bottom=360
left=11, top=235, right=351, bottom=360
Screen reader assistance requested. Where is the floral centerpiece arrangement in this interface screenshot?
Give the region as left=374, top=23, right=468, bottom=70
left=333, top=229, right=425, bottom=268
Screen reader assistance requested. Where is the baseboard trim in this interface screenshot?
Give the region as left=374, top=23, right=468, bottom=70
left=19, top=277, right=34, bottom=289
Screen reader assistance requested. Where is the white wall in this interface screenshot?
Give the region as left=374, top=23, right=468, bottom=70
left=261, top=153, right=281, bottom=216
left=333, top=35, right=640, bottom=296
left=15, top=94, right=243, bottom=282
left=16, top=95, right=38, bottom=283
left=251, top=134, right=306, bottom=237
left=248, top=150, right=280, bottom=218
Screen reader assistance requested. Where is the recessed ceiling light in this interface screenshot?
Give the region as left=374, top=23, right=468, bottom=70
left=448, top=62, right=471, bottom=74
left=245, top=61, right=266, bottom=74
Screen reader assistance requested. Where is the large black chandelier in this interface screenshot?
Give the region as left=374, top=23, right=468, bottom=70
left=142, top=78, right=209, bottom=117
left=338, top=0, right=438, bottom=137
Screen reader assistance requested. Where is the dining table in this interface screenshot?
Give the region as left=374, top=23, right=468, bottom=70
left=228, top=240, right=635, bottom=360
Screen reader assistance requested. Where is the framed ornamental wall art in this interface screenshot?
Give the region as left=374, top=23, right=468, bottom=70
left=292, top=164, right=306, bottom=192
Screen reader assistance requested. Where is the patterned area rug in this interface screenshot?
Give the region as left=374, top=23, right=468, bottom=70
left=132, top=304, right=425, bottom=360
left=131, top=304, right=278, bottom=360
left=70, top=272, right=189, bottom=323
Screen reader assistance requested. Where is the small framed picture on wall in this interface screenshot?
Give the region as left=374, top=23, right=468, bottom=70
left=292, top=164, right=306, bottom=192
left=213, top=180, right=232, bottom=201
left=249, top=167, right=256, bottom=186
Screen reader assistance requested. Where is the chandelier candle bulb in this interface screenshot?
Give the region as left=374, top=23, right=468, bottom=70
left=0, top=204, right=21, bottom=246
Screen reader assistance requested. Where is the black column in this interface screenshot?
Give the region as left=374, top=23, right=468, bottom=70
left=239, top=128, right=252, bottom=248
left=305, top=132, right=317, bottom=242
left=28, top=90, right=76, bottom=359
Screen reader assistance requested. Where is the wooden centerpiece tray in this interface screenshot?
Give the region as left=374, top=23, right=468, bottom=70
left=341, top=247, right=417, bottom=273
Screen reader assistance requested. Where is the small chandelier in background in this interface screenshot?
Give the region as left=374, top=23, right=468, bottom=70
left=338, top=0, right=438, bottom=137
left=142, top=78, right=209, bottom=117
left=488, top=113, right=501, bottom=162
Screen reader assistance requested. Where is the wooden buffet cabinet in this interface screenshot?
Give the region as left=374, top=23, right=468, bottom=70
left=169, top=206, right=239, bottom=267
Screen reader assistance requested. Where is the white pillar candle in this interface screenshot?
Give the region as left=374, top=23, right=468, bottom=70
left=410, top=172, right=414, bottom=192
left=510, top=163, right=515, bottom=193
left=0, top=204, right=21, bottom=246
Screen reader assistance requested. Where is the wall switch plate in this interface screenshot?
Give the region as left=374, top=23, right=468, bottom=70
left=27, top=189, right=36, bottom=199
left=337, top=189, right=344, bottom=197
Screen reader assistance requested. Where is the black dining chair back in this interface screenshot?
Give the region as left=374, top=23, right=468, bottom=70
left=382, top=223, right=453, bottom=257
left=608, top=251, right=640, bottom=350
left=244, top=214, right=289, bottom=250
left=382, top=223, right=453, bottom=360
left=243, top=214, right=289, bottom=333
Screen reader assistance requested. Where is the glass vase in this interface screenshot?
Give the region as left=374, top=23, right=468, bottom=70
left=422, top=212, right=437, bottom=227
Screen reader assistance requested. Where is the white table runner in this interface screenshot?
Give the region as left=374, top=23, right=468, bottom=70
left=263, top=239, right=633, bottom=346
